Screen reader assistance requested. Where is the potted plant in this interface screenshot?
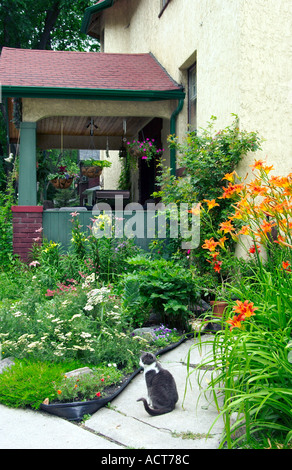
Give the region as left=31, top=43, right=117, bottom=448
left=80, top=159, right=112, bottom=178
left=48, top=160, right=79, bottom=189
left=209, top=292, right=230, bottom=318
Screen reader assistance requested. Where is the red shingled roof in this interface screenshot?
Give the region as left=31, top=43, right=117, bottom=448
left=0, top=47, right=181, bottom=92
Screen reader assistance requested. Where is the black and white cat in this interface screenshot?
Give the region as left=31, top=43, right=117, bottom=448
left=137, top=352, right=178, bottom=416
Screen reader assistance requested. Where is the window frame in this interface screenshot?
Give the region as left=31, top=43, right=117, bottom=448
left=188, top=62, right=197, bottom=131
left=158, top=0, right=172, bottom=18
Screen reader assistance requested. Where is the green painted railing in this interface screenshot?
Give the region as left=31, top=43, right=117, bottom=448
left=43, top=209, right=159, bottom=252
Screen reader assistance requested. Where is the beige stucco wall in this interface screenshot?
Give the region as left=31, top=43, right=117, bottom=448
left=237, top=0, right=292, bottom=177
left=102, top=0, right=292, bottom=179
left=22, top=97, right=175, bottom=122
left=101, top=150, right=122, bottom=189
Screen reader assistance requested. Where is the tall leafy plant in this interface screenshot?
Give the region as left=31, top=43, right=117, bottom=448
left=154, top=115, right=262, bottom=270
left=121, top=255, right=200, bottom=328
left=186, top=160, right=292, bottom=448
left=0, top=173, right=15, bottom=269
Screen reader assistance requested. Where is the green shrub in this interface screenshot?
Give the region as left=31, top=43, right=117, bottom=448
left=120, top=255, right=200, bottom=328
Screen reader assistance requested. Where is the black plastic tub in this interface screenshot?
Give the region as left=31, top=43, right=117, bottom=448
left=40, top=334, right=192, bottom=421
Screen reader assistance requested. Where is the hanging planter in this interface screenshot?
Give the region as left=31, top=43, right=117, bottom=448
left=50, top=177, right=74, bottom=189
left=81, top=160, right=112, bottom=179
left=48, top=160, right=79, bottom=189
left=81, top=166, right=102, bottom=178
left=128, top=145, right=144, bottom=158
left=125, top=138, right=164, bottom=167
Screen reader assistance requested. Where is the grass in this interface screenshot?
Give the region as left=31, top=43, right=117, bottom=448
left=0, top=358, right=123, bottom=410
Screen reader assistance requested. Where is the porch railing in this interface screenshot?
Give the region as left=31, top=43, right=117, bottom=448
left=42, top=209, right=159, bottom=252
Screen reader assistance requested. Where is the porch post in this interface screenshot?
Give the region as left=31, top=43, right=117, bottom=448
left=19, top=122, right=37, bottom=206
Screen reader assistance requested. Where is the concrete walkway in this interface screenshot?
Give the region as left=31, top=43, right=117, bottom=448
left=0, top=335, right=225, bottom=450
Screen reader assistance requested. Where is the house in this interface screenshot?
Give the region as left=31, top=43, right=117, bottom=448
left=0, top=0, right=291, bottom=261
left=81, top=0, right=291, bottom=176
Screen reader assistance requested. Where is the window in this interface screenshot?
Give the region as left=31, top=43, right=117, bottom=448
left=188, top=63, right=197, bottom=131
left=159, top=0, right=172, bottom=18
left=100, top=29, right=105, bottom=52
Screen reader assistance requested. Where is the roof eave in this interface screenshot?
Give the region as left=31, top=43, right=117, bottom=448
left=2, top=85, right=185, bottom=102
left=81, top=0, right=115, bottom=35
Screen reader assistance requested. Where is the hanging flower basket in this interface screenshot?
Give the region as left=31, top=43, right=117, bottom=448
left=80, top=160, right=112, bottom=179
left=128, top=145, right=144, bottom=158
left=81, top=166, right=102, bottom=178
left=48, top=161, right=79, bottom=189
left=126, top=138, right=164, bottom=167
left=50, top=177, right=74, bottom=189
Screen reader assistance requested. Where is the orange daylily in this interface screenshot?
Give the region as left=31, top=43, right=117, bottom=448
left=237, top=225, right=250, bottom=235
left=250, top=160, right=273, bottom=173
left=249, top=244, right=261, bottom=254
left=203, top=199, right=219, bottom=210
left=227, top=313, right=245, bottom=331
left=188, top=203, right=201, bottom=215
left=222, top=171, right=237, bottom=183
left=202, top=238, right=219, bottom=252
left=237, top=197, right=252, bottom=214
left=219, top=220, right=235, bottom=234
left=260, top=219, right=275, bottom=234
left=270, top=175, right=290, bottom=188
left=282, top=261, right=291, bottom=270
left=229, top=210, right=243, bottom=220
left=217, top=236, right=228, bottom=248
left=248, top=181, right=268, bottom=196
left=233, top=300, right=257, bottom=318
left=213, top=261, right=222, bottom=273
left=220, top=183, right=244, bottom=199
left=283, top=186, right=292, bottom=196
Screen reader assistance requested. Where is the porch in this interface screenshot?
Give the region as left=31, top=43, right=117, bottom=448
left=0, top=47, right=185, bottom=261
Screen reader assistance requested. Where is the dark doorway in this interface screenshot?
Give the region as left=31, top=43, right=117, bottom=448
left=138, top=118, right=163, bottom=206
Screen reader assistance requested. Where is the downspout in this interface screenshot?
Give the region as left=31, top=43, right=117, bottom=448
left=170, top=98, right=184, bottom=176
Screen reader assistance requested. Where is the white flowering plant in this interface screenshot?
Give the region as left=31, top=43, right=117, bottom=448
left=0, top=272, right=142, bottom=370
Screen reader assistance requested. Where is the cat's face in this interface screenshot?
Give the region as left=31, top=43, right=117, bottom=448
left=140, top=352, right=156, bottom=367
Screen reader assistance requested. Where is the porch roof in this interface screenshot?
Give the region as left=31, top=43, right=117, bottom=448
left=0, top=47, right=184, bottom=100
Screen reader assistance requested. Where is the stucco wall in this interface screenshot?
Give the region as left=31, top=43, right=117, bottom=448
left=237, top=0, right=292, bottom=177
left=102, top=0, right=292, bottom=178
left=22, top=98, right=174, bottom=122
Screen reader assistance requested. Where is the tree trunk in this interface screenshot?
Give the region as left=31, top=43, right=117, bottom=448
left=38, top=1, right=61, bottom=50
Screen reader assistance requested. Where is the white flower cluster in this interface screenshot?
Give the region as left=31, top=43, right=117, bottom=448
left=84, top=287, right=111, bottom=312
left=81, top=273, right=97, bottom=289
left=0, top=306, right=98, bottom=359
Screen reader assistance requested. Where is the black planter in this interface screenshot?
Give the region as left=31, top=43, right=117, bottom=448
left=40, top=335, right=191, bottom=421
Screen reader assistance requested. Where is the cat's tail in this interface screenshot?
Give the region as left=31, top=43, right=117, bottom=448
left=137, top=397, right=174, bottom=416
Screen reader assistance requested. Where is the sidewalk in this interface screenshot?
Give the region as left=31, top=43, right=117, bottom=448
left=0, top=335, right=225, bottom=449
